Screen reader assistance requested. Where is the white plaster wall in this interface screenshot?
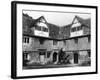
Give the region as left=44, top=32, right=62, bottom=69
left=70, top=30, right=83, bottom=37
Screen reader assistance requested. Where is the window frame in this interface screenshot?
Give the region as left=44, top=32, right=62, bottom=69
left=23, top=36, right=30, bottom=43
left=53, top=40, right=58, bottom=45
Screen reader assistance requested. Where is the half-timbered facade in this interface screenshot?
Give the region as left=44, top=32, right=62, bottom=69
left=23, top=14, right=91, bottom=66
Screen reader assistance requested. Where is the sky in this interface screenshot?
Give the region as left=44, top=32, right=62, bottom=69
left=23, top=10, right=91, bottom=26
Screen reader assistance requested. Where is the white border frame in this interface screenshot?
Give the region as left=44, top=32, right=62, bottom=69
left=11, top=1, right=97, bottom=78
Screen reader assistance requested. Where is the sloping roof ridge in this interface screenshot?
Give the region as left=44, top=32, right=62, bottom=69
left=62, top=23, right=72, bottom=28
left=75, top=15, right=91, bottom=27
left=75, top=15, right=85, bottom=22
left=36, top=16, right=45, bottom=21
left=75, top=15, right=90, bottom=22
left=47, top=22, right=60, bottom=27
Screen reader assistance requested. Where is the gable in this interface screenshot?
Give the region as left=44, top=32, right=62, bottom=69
left=37, top=22, right=48, bottom=28
left=35, top=16, right=48, bottom=28
left=38, top=16, right=46, bottom=23
left=73, top=18, right=79, bottom=24
left=39, top=18, right=46, bottom=23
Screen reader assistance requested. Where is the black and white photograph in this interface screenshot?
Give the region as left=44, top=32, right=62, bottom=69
left=11, top=1, right=97, bottom=79
left=22, top=10, right=91, bottom=69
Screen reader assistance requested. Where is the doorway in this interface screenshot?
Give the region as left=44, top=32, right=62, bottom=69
left=53, top=52, right=58, bottom=63
left=74, top=52, right=79, bottom=64
left=38, top=49, right=46, bottom=64
left=23, top=52, right=29, bottom=66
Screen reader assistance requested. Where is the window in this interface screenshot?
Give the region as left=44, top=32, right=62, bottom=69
left=77, top=26, right=82, bottom=31
left=88, top=36, right=91, bottom=42
left=53, top=40, right=58, bottom=45
left=35, top=26, right=41, bottom=31
left=71, top=27, right=76, bottom=32
left=35, top=25, right=48, bottom=32
left=23, top=52, right=29, bottom=66
left=39, top=52, right=45, bottom=55
left=74, top=38, right=78, bottom=44
left=23, top=36, right=30, bottom=43
left=42, top=27, right=48, bottom=32
left=23, top=53, right=28, bottom=60
left=71, top=26, right=82, bottom=32
left=63, top=40, right=66, bottom=45
left=39, top=38, right=44, bottom=45
left=47, top=52, right=51, bottom=58
left=87, top=50, right=91, bottom=57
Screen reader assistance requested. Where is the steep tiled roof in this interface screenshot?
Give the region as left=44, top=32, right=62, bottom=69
left=23, top=14, right=60, bottom=39
left=47, top=23, right=60, bottom=39
left=23, top=13, right=35, bottom=35
left=59, top=24, right=71, bottom=39
left=36, top=16, right=46, bottom=22
left=73, top=16, right=91, bottom=28
left=23, top=14, right=90, bottom=39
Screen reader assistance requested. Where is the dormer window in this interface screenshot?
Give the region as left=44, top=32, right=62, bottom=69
left=71, top=27, right=76, bottom=32
left=35, top=26, right=41, bottom=31
left=77, top=26, right=82, bottom=31
left=42, top=27, right=48, bottom=32
left=35, top=19, right=49, bottom=32
left=35, top=26, right=48, bottom=32
left=71, top=26, right=82, bottom=32
left=34, top=16, right=49, bottom=37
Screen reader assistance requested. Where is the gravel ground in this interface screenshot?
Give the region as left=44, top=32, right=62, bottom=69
left=23, top=63, right=90, bottom=69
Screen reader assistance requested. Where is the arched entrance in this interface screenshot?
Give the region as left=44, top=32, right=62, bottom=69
left=53, top=52, right=58, bottom=63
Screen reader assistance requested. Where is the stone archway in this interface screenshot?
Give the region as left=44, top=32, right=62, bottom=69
left=53, top=52, right=58, bottom=63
